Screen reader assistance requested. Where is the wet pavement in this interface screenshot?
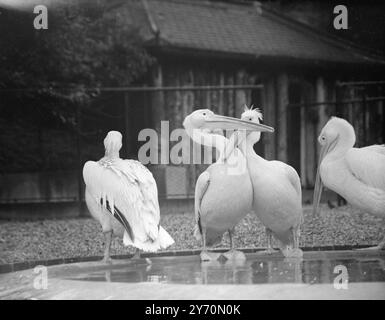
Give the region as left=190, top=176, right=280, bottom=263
left=0, top=249, right=384, bottom=299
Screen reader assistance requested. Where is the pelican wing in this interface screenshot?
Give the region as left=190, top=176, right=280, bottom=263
left=361, top=144, right=385, bottom=155
left=271, top=161, right=302, bottom=199
left=121, top=159, right=160, bottom=223
left=285, top=165, right=302, bottom=199
left=83, top=159, right=160, bottom=244
left=345, top=146, right=385, bottom=190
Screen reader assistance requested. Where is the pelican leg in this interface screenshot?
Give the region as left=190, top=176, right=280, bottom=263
left=281, top=227, right=303, bottom=258
left=132, top=248, right=141, bottom=259
left=259, top=228, right=278, bottom=255
left=293, top=225, right=301, bottom=249
left=379, top=237, right=385, bottom=250
left=222, top=229, right=246, bottom=261
left=267, top=229, right=274, bottom=252
left=292, top=225, right=303, bottom=257
left=200, top=229, right=221, bottom=262
left=281, top=226, right=303, bottom=259
left=102, top=230, right=113, bottom=263
left=132, top=248, right=152, bottom=264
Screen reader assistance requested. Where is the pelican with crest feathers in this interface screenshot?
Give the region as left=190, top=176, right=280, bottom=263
left=313, top=117, right=385, bottom=250
left=83, top=131, right=174, bottom=263
left=183, top=109, right=274, bottom=261
left=224, top=106, right=303, bottom=258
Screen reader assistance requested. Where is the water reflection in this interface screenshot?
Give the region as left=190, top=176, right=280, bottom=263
left=71, top=255, right=385, bottom=285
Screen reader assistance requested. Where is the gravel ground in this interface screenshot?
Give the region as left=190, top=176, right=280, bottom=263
left=0, top=204, right=384, bottom=264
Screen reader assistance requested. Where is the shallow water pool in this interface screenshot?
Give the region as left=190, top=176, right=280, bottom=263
left=68, top=251, right=385, bottom=285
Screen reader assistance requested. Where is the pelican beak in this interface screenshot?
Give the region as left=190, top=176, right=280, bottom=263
left=202, top=114, right=274, bottom=162
left=312, top=157, right=324, bottom=215
left=312, top=135, right=339, bottom=215
left=203, top=114, right=275, bottom=133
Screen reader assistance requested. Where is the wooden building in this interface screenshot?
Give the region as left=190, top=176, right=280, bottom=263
left=121, top=0, right=385, bottom=198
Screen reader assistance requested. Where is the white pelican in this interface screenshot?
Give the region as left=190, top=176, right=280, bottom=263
left=313, top=117, right=385, bottom=250
left=224, top=106, right=303, bottom=258
left=83, top=131, right=174, bottom=262
left=183, top=109, right=274, bottom=261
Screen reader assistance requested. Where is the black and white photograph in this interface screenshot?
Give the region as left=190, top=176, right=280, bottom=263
left=0, top=0, right=384, bottom=305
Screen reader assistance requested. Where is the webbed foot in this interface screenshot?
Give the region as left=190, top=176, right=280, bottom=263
left=102, top=257, right=113, bottom=264
left=200, top=250, right=222, bottom=261
left=132, top=250, right=141, bottom=259
left=222, top=249, right=246, bottom=261
left=281, top=248, right=303, bottom=259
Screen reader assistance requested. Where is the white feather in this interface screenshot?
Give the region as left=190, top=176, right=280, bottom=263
left=318, top=118, right=385, bottom=218
left=83, top=158, right=174, bottom=252
left=345, top=147, right=385, bottom=190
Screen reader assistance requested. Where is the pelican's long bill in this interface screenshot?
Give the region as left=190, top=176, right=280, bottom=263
left=312, top=160, right=324, bottom=215
left=312, top=135, right=339, bottom=215
left=203, top=114, right=275, bottom=133
left=201, top=114, right=274, bottom=161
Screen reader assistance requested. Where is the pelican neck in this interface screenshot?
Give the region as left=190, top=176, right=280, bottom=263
left=103, top=152, right=120, bottom=160
left=326, top=140, right=354, bottom=161
left=186, top=127, right=227, bottom=154
left=243, top=138, right=266, bottom=164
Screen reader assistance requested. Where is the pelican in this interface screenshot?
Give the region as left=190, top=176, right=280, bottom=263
left=224, top=106, right=303, bottom=258
left=313, top=117, right=385, bottom=250
left=183, top=109, right=274, bottom=261
left=83, top=131, right=174, bottom=263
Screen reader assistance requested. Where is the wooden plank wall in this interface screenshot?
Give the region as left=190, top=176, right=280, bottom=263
left=263, top=76, right=277, bottom=160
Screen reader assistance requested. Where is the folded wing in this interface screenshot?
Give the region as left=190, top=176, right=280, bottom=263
left=83, top=159, right=174, bottom=251
left=345, top=146, right=385, bottom=190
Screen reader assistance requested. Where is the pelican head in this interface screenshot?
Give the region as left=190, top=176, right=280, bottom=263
left=104, top=131, right=122, bottom=158
left=313, top=117, right=356, bottom=214
left=183, top=109, right=273, bottom=133
left=318, top=117, right=356, bottom=152
left=220, top=105, right=266, bottom=160
left=183, top=108, right=273, bottom=162
left=241, top=105, right=264, bottom=144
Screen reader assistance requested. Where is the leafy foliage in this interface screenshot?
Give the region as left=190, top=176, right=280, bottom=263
left=0, top=2, right=154, bottom=103
left=0, top=2, right=154, bottom=172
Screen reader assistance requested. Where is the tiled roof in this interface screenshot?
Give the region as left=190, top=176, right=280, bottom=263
left=130, top=0, right=385, bottom=65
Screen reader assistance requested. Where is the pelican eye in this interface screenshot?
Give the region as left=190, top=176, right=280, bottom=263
left=248, top=117, right=252, bottom=121
left=202, top=112, right=207, bottom=116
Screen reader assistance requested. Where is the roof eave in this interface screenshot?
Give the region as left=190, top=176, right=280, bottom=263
left=144, top=43, right=385, bottom=68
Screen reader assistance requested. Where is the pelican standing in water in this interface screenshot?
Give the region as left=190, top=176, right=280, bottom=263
left=225, top=106, right=303, bottom=258
left=83, top=131, right=174, bottom=263
left=183, top=109, right=274, bottom=261
left=313, top=117, right=385, bottom=250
